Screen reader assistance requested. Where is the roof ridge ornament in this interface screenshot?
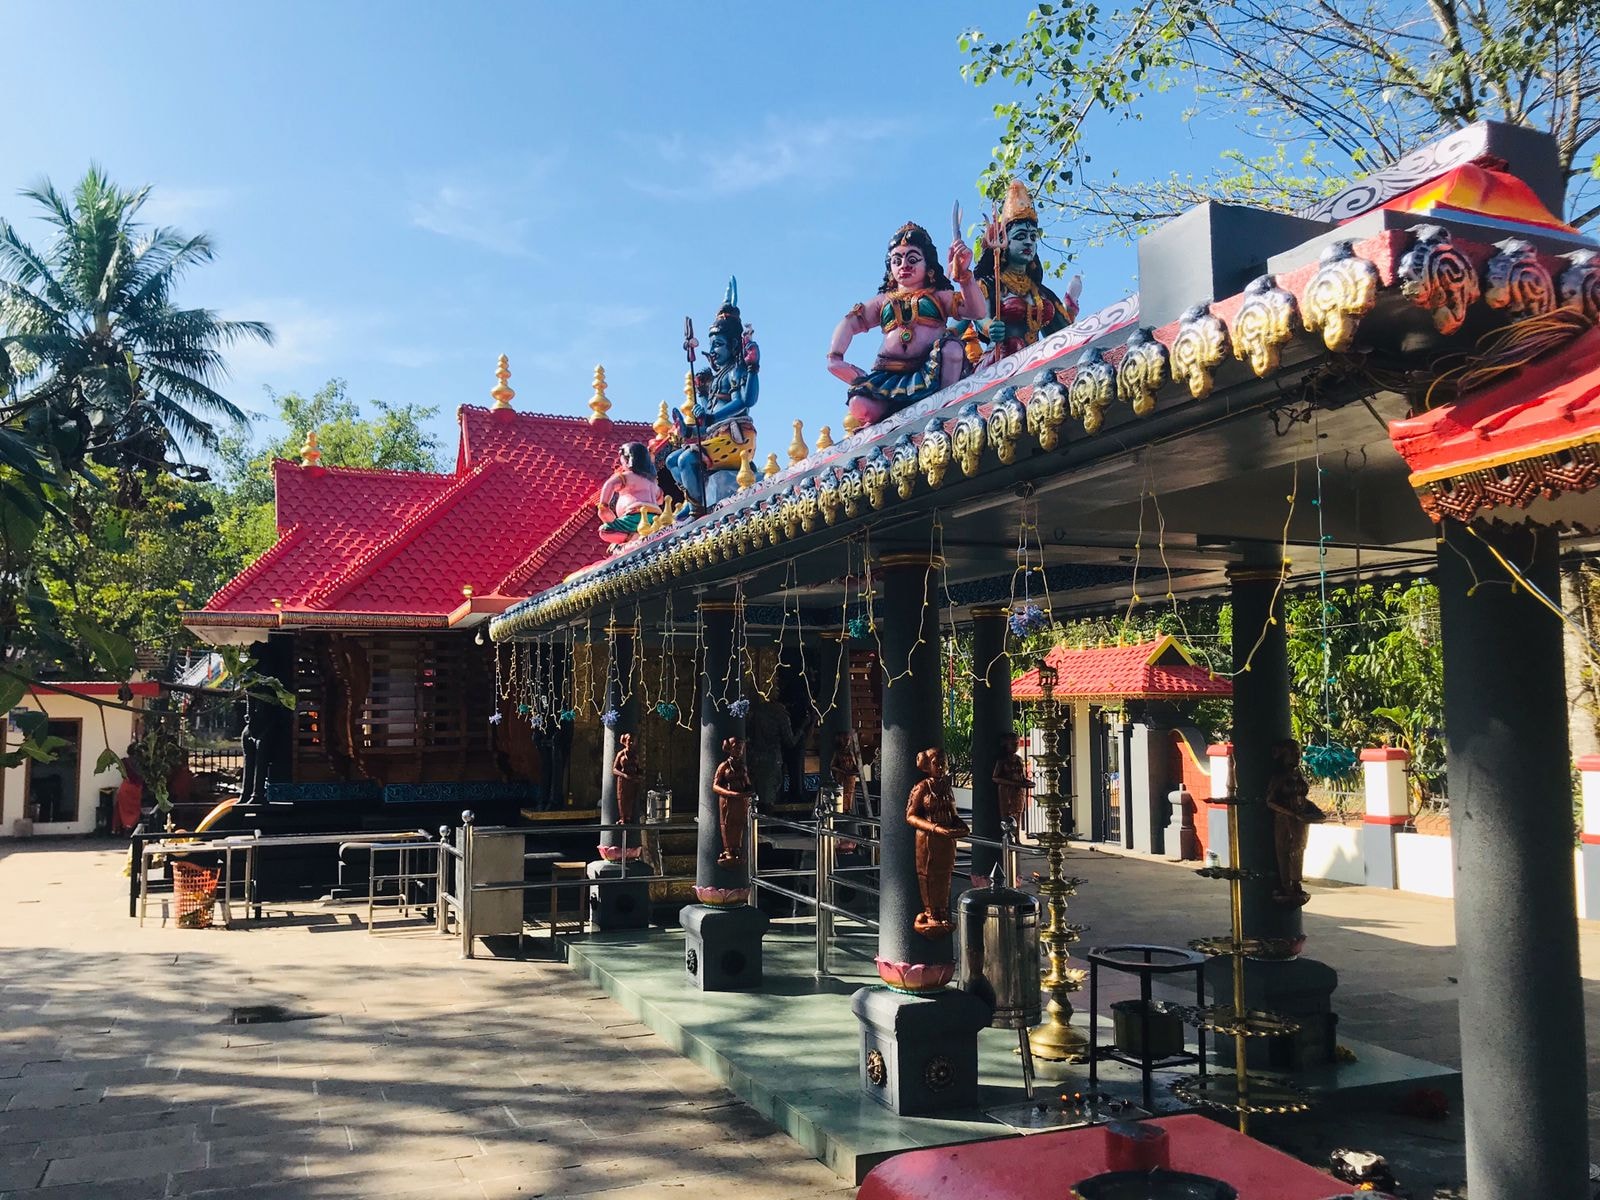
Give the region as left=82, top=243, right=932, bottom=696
left=491, top=354, right=515, bottom=410
left=588, top=364, right=613, bottom=423
left=299, top=429, right=321, bottom=468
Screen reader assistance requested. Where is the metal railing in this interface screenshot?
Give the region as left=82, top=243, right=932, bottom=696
left=746, top=795, right=1025, bottom=978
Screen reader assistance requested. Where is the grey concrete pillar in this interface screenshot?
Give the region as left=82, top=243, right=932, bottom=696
left=968, top=604, right=1011, bottom=880
left=682, top=599, right=768, bottom=990
left=852, top=550, right=989, bottom=1115
left=1439, top=519, right=1588, bottom=1200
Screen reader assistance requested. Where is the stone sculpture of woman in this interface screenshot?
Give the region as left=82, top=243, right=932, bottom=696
left=965, top=180, right=1081, bottom=367
left=713, top=735, right=755, bottom=866
left=667, top=281, right=758, bottom=517
left=992, top=729, right=1035, bottom=826
left=1265, top=737, right=1326, bottom=905
left=906, top=747, right=969, bottom=937
left=827, top=221, right=990, bottom=429
left=597, top=442, right=665, bottom=550
left=612, top=732, right=644, bottom=827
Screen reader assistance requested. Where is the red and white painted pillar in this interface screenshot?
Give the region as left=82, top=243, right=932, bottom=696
left=1360, top=747, right=1409, bottom=889
left=1578, top=755, right=1600, bottom=919
left=1205, top=743, right=1232, bottom=865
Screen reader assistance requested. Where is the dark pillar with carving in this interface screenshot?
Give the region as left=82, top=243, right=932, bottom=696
left=1203, top=561, right=1337, bottom=1069
left=968, top=604, right=1012, bottom=882
left=681, top=599, right=768, bottom=989
left=588, top=623, right=649, bottom=929
left=851, top=551, right=988, bottom=1115
left=1439, top=519, right=1587, bottom=1200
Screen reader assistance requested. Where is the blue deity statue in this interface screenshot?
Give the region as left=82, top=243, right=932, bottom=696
left=666, top=279, right=758, bottom=517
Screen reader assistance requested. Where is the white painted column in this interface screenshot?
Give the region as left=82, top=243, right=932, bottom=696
left=1578, top=756, right=1600, bottom=919
left=1071, top=698, right=1092, bottom=839
left=1361, top=747, right=1409, bottom=889
left=1206, top=743, right=1232, bottom=865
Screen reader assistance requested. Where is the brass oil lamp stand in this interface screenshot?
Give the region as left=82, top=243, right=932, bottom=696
left=1176, top=785, right=1309, bottom=1132
left=1027, top=659, right=1089, bottom=1062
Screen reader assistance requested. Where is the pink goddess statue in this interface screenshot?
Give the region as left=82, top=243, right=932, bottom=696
left=827, top=221, right=991, bottom=429
left=597, top=442, right=664, bottom=551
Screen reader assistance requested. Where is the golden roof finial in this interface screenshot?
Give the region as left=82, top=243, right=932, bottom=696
left=490, top=354, right=514, bottom=410
left=680, top=371, right=697, bottom=424
left=653, top=401, right=672, bottom=440
left=763, top=452, right=781, bottom=479
left=299, top=429, right=321, bottom=468
left=788, top=420, right=808, bottom=464
left=816, top=424, right=835, bottom=451
left=588, top=364, right=613, bottom=424
left=842, top=410, right=863, bottom=435
left=736, top=451, right=757, bottom=490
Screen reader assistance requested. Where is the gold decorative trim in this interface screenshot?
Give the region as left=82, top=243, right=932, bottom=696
left=1301, top=241, right=1379, bottom=352
left=863, top=448, right=890, bottom=509
left=1399, top=224, right=1480, bottom=334
left=969, top=604, right=1011, bottom=618
left=1225, top=565, right=1287, bottom=584
left=1171, top=304, right=1230, bottom=400
left=1116, top=328, right=1169, bottom=416
left=1231, top=275, right=1299, bottom=376
left=1067, top=349, right=1116, bottom=433
left=1027, top=380, right=1069, bottom=451
left=602, top=624, right=640, bottom=636
left=878, top=552, right=947, bottom=569
left=701, top=600, right=740, bottom=613
left=951, top=401, right=987, bottom=476
left=890, top=434, right=920, bottom=500
left=918, top=420, right=953, bottom=489
left=988, top=387, right=1026, bottom=464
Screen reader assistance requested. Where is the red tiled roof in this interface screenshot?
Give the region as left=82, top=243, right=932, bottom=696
left=1390, top=326, right=1600, bottom=524
left=1011, top=636, right=1233, bottom=701
left=196, top=406, right=653, bottom=627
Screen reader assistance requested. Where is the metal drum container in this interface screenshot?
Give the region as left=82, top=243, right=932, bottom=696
left=957, top=867, right=1041, bottom=1030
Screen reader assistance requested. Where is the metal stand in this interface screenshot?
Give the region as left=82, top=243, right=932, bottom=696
left=1085, top=944, right=1207, bottom=1110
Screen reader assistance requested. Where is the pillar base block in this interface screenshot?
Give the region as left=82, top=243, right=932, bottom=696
left=586, top=859, right=651, bottom=930
left=680, top=902, right=770, bottom=991
left=850, top=985, right=991, bottom=1115
left=1204, top=955, right=1338, bottom=1070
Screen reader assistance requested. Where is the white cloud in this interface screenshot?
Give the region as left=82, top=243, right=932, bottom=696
left=409, top=182, right=535, bottom=256
left=137, top=184, right=236, bottom=229
left=627, top=116, right=904, bottom=200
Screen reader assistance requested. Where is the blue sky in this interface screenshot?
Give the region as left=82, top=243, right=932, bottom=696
left=2, top=2, right=1223, bottom=463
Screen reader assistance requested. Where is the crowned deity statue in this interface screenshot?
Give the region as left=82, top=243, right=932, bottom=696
left=827, top=221, right=993, bottom=430
left=962, top=180, right=1081, bottom=368
left=1265, top=738, right=1326, bottom=906
left=597, top=442, right=665, bottom=551
left=665, top=280, right=758, bottom=518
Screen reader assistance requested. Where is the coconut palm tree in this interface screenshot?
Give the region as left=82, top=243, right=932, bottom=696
left=0, top=166, right=272, bottom=483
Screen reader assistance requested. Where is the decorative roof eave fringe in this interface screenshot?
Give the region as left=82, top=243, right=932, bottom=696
left=490, top=228, right=1600, bottom=642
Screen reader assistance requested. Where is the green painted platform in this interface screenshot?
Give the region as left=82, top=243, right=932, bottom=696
left=565, top=925, right=1461, bottom=1184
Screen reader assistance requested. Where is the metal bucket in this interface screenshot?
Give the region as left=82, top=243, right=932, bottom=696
left=957, top=871, right=1041, bottom=1030
left=1110, top=999, right=1185, bottom=1059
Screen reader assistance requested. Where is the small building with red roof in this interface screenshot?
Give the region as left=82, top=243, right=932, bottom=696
left=182, top=365, right=656, bottom=824
left=1011, top=636, right=1231, bottom=858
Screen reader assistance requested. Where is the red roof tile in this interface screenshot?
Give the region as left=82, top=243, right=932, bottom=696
left=1011, top=636, right=1232, bottom=701
left=198, top=407, right=653, bottom=626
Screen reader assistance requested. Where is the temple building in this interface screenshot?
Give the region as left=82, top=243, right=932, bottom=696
left=182, top=362, right=656, bottom=827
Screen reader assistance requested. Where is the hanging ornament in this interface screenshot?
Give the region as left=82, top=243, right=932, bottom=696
left=1009, top=602, right=1049, bottom=637
left=655, top=700, right=679, bottom=722
left=488, top=711, right=504, bottom=726
left=1302, top=742, right=1357, bottom=781
left=728, top=696, right=751, bottom=718
left=601, top=708, right=620, bottom=728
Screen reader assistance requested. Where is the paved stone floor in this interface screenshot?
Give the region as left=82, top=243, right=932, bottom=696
left=1, top=836, right=1594, bottom=1198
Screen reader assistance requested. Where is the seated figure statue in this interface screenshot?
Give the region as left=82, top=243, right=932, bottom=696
left=666, top=280, right=758, bottom=518
left=597, top=442, right=665, bottom=551
left=962, top=180, right=1081, bottom=368
left=826, top=221, right=990, bottom=430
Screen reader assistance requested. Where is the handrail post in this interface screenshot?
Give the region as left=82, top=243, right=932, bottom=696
left=815, top=797, right=833, bottom=976
left=746, top=794, right=760, bottom=907
left=436, top=824, right=450, bottom=934
left=1003, top=816, right=1020, bottom=888
left=459, top=810, right=476, bottom=959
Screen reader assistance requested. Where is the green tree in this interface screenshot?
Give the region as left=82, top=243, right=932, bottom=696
left=962, top=0, right=1600, bottom=248
left=0, top=168, right=276, bottom=764
left=215, top=378, right=441, bottom=564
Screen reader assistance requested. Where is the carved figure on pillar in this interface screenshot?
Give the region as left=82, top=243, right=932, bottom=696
left=830, top=732, right=861, bottom=813
left=597, top=443, right=665, bottom=551
left=713, top=735, right=755, bottom=866
left=827, top=222, right=991, bottom=430
left=907, top=747, right=969, bottom=937
left=665, top=280, right=758, bottom=518
left=612, top=732, right=643, bottom=827
left=1265, top=738, right=1325, bottom=905
left=963, top=180, right=1081, bottom=367
left=992, top=728, right=1035, bottom=825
